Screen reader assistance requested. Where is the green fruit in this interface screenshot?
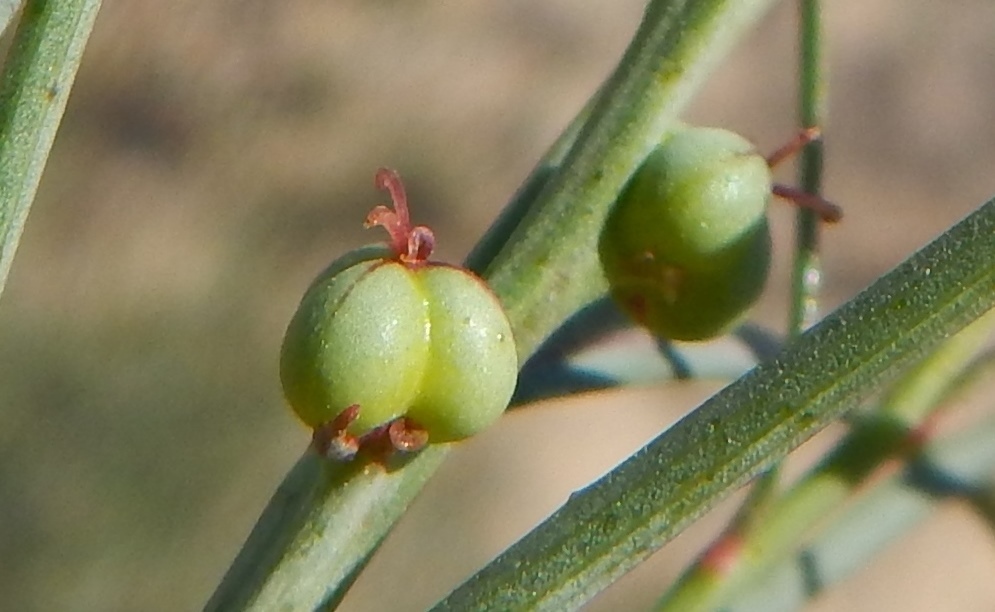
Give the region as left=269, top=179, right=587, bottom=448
left=599, top=126, right=773, bottom=341
left=280, top=169, right=518, bottom=451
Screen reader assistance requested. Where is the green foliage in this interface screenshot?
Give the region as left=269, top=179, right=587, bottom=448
left=219, top=0, right=995, bottom=608
left=3, top=1, right=995, bottom=611
left=435, top=199, right=995, bottom=610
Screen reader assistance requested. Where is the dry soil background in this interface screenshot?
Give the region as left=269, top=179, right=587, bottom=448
left=1, top=1, right=995, bottom=611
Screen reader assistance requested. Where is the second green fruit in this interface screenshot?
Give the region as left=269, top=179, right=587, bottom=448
left=599, top=126, right=773, bottom=341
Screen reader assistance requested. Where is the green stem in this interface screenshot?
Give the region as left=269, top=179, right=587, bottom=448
left=481, top=0, right=780, bottom=358
left=656, top=306, right=995, bottom=611
left=0, top=0, right=102, bottom=300
left=728, top=411, right=995, bottom=611
left=205, top=1, right=781, bottom=610
left=435, top=199, right=995, bottom=611
left=789, top=0, right=827, bottom=333
left=204, top=449, right=450, bottom=612
left=721, top=0, right=827, bottom=579
left=463, top=88, right=593, bottom=275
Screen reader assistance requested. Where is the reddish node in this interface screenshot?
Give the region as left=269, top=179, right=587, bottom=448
left=312, top=404, right=362, bottom=461
left=772, top=184, right=843, bottom=223
left=701, top=533, right=744, bottom=576
left=366, top=168, right=436, bottom=264
left=765, top=126, right=821, bottom=169
left=624, top=294, right=649, bottom=326
left=311, top=407, right=430, bottom=463
left=387, top=418, right=430, bottom=452
left=763, top=127, right=843, bottom=223
left=351, top=416, right=430, bottom=464
left=904, top=414, right=940, bottom=454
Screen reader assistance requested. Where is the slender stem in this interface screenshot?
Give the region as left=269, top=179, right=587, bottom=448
left=481, top=0, right=780, bottom=359
left=0, top=0, right=103, bottom=301
left=788, top=0, right=827, bottom=333
left=655, top=307, right=995, bottom=611
left=206, top=2, right=782, bottom=610
left=728, top=411, right=995, bottom=611
left=706, top=0, right=828, bottom=583
left=463, top=86, right=596, bottom=274
left=436, top=198, right=995, bottom=610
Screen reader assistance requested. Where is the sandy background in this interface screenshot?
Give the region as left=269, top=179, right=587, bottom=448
left=1, top=1, right=994, bottom=610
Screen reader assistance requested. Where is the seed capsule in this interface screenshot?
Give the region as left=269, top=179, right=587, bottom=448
left=600, top=126, right=839, bottom=341
left=280, top=169, right=517, bottom=458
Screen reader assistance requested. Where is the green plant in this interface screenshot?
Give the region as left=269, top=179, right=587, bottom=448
left=280, top=168, right=517, bottom=458
left=2, top=1, right=994, bottom=611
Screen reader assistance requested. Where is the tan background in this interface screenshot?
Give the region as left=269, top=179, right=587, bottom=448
left=1, top=1, right=994, bottom=610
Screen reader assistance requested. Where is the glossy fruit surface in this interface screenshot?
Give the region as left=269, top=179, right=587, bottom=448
left=280, top=169, right=517, bottom=454
left=599, top=126, right=773, bottom=341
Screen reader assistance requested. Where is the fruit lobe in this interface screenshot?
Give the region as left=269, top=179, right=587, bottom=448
left=280, top=256, right=431, bottom=434
left=407, top=264, right=518, bottom=441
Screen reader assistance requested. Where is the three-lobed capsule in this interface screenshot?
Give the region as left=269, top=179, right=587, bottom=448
left=280, top=169, right=518, bottom=459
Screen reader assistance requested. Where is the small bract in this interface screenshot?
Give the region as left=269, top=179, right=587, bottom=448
left=280, top=169, right=518, bottom=459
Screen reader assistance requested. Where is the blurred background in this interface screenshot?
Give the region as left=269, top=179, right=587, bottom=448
left=1, top=1, right=995, bottom=610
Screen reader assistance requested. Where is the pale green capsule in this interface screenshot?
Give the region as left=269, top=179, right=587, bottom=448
left=280, top=168, right=518, bottom=454
left=599, top=126, right=773, bottom=341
